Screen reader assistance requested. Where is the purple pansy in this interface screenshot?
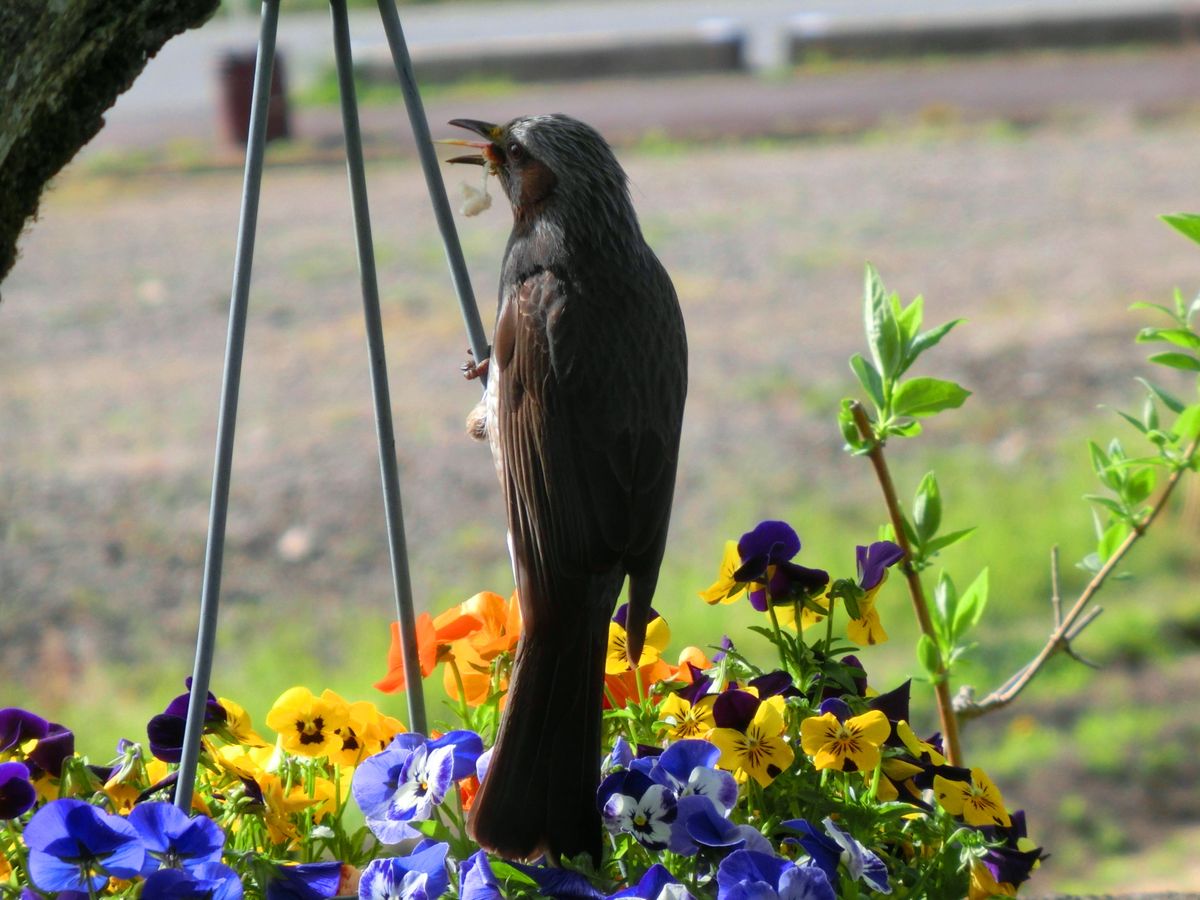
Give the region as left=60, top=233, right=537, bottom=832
left=147, top=680, right=227, bottom=763
left=127, top=801, right=225, bottom=875
left=609, top=864, right=696, bottom=899
left=732, top=521, right=829, bottom=611
left=23, top=798, right=145, bottom=892
left=352, top=732, right=480, bottom=843
left=511, top=863, right=605, bottom=899
left=0, top=708, right=49, bottom=753
left=856, top=541, right=905, bottom=592
left=142, top=862, right=243, bottom=900
left=264, top=860, right=343, bottom=900
left=0, top=761, right=36, bottom=819
left=716, top=850, right=836, bottom=900
left=783, top=818, right=891, bottom=894
left=359, top=842, right=449, bottom=900
left=977, top=811, right=1047, bottom=890
left=459, top=850, right=503, bottom=900
left=599, top=769, right=678, bottom=850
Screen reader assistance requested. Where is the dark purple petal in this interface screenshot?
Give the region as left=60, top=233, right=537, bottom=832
left=748, top=671, right=799, bottom=700
left=427, top=730, right=483, bottom=781
left=737, top=521, right=801, bottom=571
left=26, top=723, right=74, bottom=779
left=913, top=763, right=972, bottom=792
left=817, top=698, right=852, bottom=722
left=748, top=588, right=768, bottom=612
left=511, top=863, right=605, bottom=899
left=856, top=541, right=905, bottom=591
left=147, top=714, right=187, bottom=764
left=767, top=562, right=830, bottom=603
left=982, top=844, right=1046, bottom=888
left=0, top=708, right=49, bottom=753
left=677, top=667, right=713, bottom=705
left=0, top=761, right=36, bottom=818
left=712, top=691, right=760, bottom=733
left=869, top=680, right=912, bottom=740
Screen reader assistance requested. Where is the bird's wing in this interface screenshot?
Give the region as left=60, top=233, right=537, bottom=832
left=494, top=268, right=634, bottom=626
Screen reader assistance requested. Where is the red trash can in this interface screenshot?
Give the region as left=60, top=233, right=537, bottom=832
left=218, top=49, right=291, bottom=145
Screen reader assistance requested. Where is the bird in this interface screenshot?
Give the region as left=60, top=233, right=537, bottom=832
left=442, top=114, right=687, bottom=865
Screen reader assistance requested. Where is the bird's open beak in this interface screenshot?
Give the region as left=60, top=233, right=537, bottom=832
left=438, top=119, right=502, bottom=166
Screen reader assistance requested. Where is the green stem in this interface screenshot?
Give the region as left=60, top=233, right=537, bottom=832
left=765, top=603, right=789, bottom=672
left=448, top=657, right=473, bottom=729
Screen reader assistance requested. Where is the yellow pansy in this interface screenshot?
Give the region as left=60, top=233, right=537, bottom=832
left=934, top=767, right=1012, bottom=828
left=265, top=687, right=349, bottom=759
left=709, top=694, right=794, bottom=787
left=698, top=541, right=749, bottom=605
left=657, top=692, right=717, bottom=741
left=799, top=708, right=891, bottom=772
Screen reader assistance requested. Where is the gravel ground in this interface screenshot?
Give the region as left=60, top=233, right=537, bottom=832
left=2, top=108, right=1199, bottom=892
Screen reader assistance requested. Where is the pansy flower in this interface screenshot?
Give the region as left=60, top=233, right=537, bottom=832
left=359, top=842, right=449, bottom=900
left=607, top=604, right=672, bottom=674
left=934, top=767, right=1011, bottom=827
left=708, top=690, right=794, bottom=786
left=23, top=798, right=145, bottom=892
left=265, top=687, right=349, bottom=759
left=715, top=849, right=835, bottom=900
left=609, top=864, right=695, bottom=899
left=143, top=861, right=244, bottom=900
left=127, top=801, right=224, bottom=875
left=735, top=521, right=830, bottom=611
left=699, top=541, right=749, bottom=605
left=799, top=699, right=890, bottom=772
left=147, top=681, right=227, bottom=764
left=217, top=697, right=269, bottom=747
left=970, top=810, right=1046, bottom=898
left=459, top=850, right=503, bottom=900
left=325, top=693, right=405, bottom=768
left=599, top=769, right=678, bottom=850
left=352, top=732, right=480, bottom=843
left=783, top=818, right=891, bottom=894
left=264, top=860, right=343, bottom=900
left=846, top=541, right=904, bottom=646
left=657, top=691, right=717, bottom=741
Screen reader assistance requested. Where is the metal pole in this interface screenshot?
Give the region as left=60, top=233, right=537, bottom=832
left=330, top=0, right=427, bottom=735
left=375, top=0, right=490, bottom=377
left=176, top=0, right=280, bottom=812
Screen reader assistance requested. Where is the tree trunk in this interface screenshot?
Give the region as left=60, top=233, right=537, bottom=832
left=0, top=0, right=220, bottom=286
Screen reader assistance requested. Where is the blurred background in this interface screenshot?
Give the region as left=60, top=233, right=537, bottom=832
left=3, top=0, right=1200, bottom=892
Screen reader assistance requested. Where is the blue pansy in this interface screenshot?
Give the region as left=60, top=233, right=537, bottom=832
left=511, top=863, right=605, bottom=899
left=23, top=798, right=145, bottom=892
left=609, top=863, right=695, bottom=899
left=127, top=801, right=225, bottom=875
left=716, top=850, right=835, bottom=900
left=142, top=861, right=244, bottom=900
left=782, top=818, right=891, bottom=894
left=353, top=733, right=474, bottom=843
left=856, top=542, right=905, bottom=592
left=0, top=761, right=36, bottom=819
left=264, top=860, right=343, bottom=900
left=599, top=769, right=677, bottom=850
left=359, top=842, right=449, bottom=900
left=459, top=850, right=503, bottom=900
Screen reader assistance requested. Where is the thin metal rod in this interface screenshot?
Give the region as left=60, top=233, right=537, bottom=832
left=331, top=0, right=427, bottom=735
left=175, top=0, right=280, bottom=812
left=376, top=0, right=490, bottom=377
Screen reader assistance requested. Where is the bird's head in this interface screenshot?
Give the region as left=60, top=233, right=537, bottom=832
left=441, top=114, right=633, bottom=228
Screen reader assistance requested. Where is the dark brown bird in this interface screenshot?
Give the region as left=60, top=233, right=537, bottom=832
left=443, top=114, right=687, bottom=864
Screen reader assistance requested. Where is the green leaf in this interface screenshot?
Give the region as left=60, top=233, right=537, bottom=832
left=1137, top=327, right=1200, bottom=351
left=933, top=572, right=958, bottom=644
left=1142, top=395, right=1160, bottom=432
left=913, top=472, right=942, bottom=544
left=896, top=294, right=924, bottom=343
left=1083, top=494, right=1125, bottom=517
left=839, top=398, right=870, bottom=452
left=1098, top=520, right=1130, bottom=562
left=1124, top=467, right=1157, bottom=506
left=1136, top=377, right=1186, bottom=414
left=1114, top=409, right=1147, bottom=435
left=1174, top=404, right=1200, bottom=442
left=908, top=319, right=964, bottom=365
left=864, top=265, right=903, bottom=380
left=917, top=634, right=942, bottom=678
left=891, top=377, right=971, bottom=419
left=924, top=527, right=976, bottom=555
left=1129, top=300, right=1179, bottom=322
left=1088, top=440, right=1118, bottom=490
left=1148, top=352, right=1200, bottom=372
left=954, top=567, right=989, bottom=637
left=1161, top=212, right=1200, bottom=246
left=888, top=419, right=924, bottom=438
left=850, top=353, right=886, bottom=409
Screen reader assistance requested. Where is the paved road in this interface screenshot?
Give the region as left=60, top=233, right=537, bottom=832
left=98, top=0, right=1194, bottom=150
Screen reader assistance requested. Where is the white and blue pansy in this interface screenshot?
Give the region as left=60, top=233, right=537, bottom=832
left=716, top=850, right=835, bottom=900
left=352, top=733, right=470, bottom=844
left=599, top=770, right=678, bottom=850
left=358, top=841, right=449, bottom=900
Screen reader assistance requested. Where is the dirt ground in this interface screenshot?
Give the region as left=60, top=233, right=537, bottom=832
left=2, top=107, right=1200, bottom=893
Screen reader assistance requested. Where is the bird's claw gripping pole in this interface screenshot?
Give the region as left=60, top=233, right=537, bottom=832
left=177, top=0, right=490, bottom=810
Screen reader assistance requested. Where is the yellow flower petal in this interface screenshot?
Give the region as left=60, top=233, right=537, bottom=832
left=698, top=541, right=748, bottom=605
left=847, top=603, right=889, bottom=646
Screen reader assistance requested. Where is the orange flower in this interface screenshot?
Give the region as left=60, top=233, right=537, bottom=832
left=603, top=659, right=674, bottom=709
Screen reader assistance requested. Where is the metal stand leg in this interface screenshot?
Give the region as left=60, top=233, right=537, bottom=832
left=175, top=0, right=281, bottom=813
left=329, top=0, right=426, bottom=735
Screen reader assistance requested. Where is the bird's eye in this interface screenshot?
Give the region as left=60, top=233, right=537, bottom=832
left=506, top=141, right=524, bottom=162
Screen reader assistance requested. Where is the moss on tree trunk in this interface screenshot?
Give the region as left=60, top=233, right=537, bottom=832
left=0, top=0, right=219, bottom=286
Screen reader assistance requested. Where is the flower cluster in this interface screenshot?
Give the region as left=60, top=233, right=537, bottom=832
left=1, top=520, right=1044, bottom=900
